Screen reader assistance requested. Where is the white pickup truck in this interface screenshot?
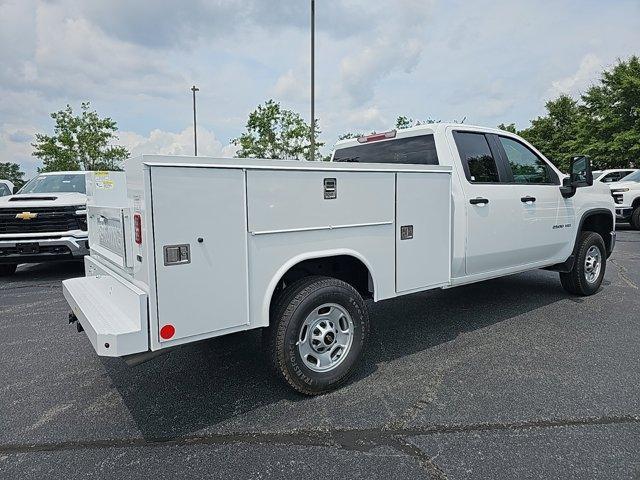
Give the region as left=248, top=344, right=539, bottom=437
left=609, top=169, right=640, bottom=229
left=63, top=124, right=615, bottom=395
left=0, top=171, right=89, bottom=276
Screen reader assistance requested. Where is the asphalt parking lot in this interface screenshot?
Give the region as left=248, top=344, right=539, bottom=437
left=1, top=227, right=639, bottom=480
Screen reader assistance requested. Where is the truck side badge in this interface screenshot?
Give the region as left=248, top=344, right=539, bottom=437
left=324, top=178, right=337, bottom=199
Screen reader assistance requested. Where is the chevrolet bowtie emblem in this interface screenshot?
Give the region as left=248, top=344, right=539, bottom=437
left=16, top=212, right=38, bottom=220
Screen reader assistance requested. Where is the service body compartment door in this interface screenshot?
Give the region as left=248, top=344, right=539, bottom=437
left=150, top=167, right=248, bottom=342
left=396, top=173, right=451, bottom=292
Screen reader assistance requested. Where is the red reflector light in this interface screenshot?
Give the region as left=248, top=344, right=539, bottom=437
left=357, top=130, right=397, bottom=143
left=134, top=213, right=142, bottom=245
left=160, top=324, right=175, bottom=340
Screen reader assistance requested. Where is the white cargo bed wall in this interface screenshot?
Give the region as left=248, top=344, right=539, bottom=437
left=148, top=166, right=249, bottom=348
left=141, top=157, right=452, bottom=351
left=247, top=169, right=398, bottom=327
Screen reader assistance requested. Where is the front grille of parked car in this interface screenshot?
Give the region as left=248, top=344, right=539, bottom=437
left=0, top=245, right=71, bottom=256
left=0, top=206, right=84, bottom=234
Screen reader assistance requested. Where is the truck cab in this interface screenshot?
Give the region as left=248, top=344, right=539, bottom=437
left=333, top=124, right=615, bottom=283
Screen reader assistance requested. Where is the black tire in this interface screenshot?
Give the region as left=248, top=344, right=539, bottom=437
left=559, top=232, right=606, bottom=296
left=0, top=264, right=17, bottom=276
left=631, top=207, right=640, bottom=230
left=265, top=275, right=369, bottom=395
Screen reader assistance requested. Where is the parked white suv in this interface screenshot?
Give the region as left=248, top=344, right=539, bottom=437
left=0, top=171, right=89, bottom=276
left=593, top=169, right=638, bottom=184
left=610, top=169, right=640, bottom=229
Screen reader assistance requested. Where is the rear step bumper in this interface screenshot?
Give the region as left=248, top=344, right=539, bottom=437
left=62, top=262, right=149, bottom=357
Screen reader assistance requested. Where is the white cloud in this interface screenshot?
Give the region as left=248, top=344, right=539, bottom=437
left=119, top=127, right=237, bottom=158
left=548, top=53, right=603, bottom=98
left=338, top=0, right=435, bottom=105
left=272, top=69, right=309, bottom=103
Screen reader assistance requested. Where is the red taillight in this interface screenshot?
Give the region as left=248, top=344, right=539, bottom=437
left=134, top=213, right=142, bottom=245
left=357, top=130, right=397, bottom=143
left=160, top=324, right=175, bottom=340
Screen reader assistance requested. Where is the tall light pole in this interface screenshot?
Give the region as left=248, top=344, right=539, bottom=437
left=191, top=85, right=199, bottom=156
left=310, top=0, right=315, bottom=161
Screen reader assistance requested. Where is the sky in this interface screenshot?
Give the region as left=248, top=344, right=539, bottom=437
left=1, top=0, right=639, bottom=178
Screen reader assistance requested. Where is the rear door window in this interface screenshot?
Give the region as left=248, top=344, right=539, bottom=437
left=453, top=132, right=500, bottom=183
left=333, top=135, right=439, bottom=165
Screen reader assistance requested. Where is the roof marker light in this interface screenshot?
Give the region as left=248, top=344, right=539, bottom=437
left=357, top=130, right=397, bottom=144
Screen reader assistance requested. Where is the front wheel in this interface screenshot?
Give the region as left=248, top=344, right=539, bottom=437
left=560, top=232, right=606, bottom=296
left=631, top=207, right=640, bottom=230
left=0, top=264, right=17, bottom=276
left=265, top=276, right=369, bottom=395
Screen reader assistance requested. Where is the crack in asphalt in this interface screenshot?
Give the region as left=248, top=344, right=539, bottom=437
left=2, top=414, right=638, bottom=456
left=611, top=259, right=639, bottom=290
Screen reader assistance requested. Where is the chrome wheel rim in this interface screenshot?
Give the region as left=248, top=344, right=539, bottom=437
left=584, top=245, right=602, bottom=284
left=296, top=303, right=354, bottom=373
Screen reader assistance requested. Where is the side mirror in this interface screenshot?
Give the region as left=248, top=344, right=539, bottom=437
left=560, top=155, right=593, bottom=198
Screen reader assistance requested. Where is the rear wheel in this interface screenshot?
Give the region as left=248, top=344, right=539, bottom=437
left=631, top=207, right=640, bottom=230
left=0, top=264, right=17, bottom=276
left=560, top=232, right=606, bottom=296
left=265, top=275, right=369, bottom=395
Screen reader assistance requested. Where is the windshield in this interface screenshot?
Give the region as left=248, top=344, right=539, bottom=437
left=18, top=174, right=86, bottom=194
left=0, top=183, right=11, bottom=196
left=621, top=170, right=640, bottom=182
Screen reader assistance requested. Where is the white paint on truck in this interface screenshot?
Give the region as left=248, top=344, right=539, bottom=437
left=62, top=122, right=616, bottom=393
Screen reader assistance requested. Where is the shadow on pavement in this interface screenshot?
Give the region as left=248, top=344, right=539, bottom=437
left=103, top=269, right=570, bottom=440
left=1, top=261, right=84, bottom=286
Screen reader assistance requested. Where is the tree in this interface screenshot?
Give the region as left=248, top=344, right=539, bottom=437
left=395, top=116, right=413, bottom=129
left=518, top=94, right=583, bottom=171
left=578, top=56, right=640, bottom=168
left=0, top=163, right=26, bottom=188
left=497, top=123, right=517, bottom=133
left=233, top=100, right=324, bottom=160
left=32, top=102, right=129, bottom=172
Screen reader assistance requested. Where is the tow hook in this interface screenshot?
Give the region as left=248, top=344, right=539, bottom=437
left=68, top=312, right=84, bottom=332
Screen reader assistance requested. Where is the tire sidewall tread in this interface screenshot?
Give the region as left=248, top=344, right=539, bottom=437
left=560, top=231, right=606, bottom=296
left=266, top=275, right=369, bottom=396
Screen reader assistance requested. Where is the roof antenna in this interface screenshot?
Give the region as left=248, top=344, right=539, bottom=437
left=460, top=116, right=466, bottom=124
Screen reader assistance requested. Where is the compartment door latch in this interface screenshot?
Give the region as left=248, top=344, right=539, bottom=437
left=163, top=244, right=191, bottom=266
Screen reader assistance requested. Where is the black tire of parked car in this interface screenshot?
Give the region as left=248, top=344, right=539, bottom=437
left=560, top=231, right=606, bottom=296
left=0, top=264, right=17, bottom=276
left=265, top=275, right=369, bottom=395
left=631, top=207, right=640, bottom=230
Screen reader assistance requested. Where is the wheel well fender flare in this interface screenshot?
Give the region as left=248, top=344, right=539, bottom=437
left=574, top=208, right=614, bottom=253
left=262, top=249, right=378, bottom=327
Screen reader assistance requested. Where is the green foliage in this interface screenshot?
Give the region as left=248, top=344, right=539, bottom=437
left=518, top=95, right=582, bottom=171
left=32, top=103, right=129, bottom=172
left=233, top=100, right=324, bottom=161
left=500, top=56, right=640, bottom=171
left=0, top=162, right=26, bottom=188
left=497, top=123, right=517, bottom=134
left=395, top=116, right=413, bottom=129
left=577, top=56, right=640, bottom=168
